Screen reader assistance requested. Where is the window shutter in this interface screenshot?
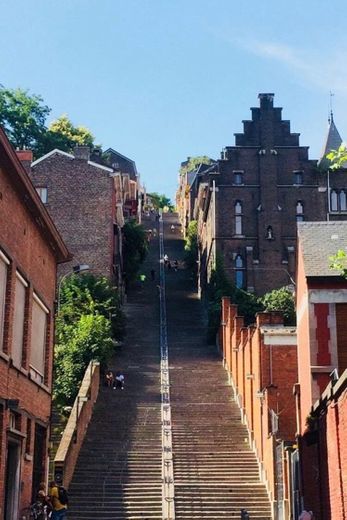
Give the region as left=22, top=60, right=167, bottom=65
left=30, top=295, right=48, bottom=376
left=12, top=273, right=27, bottom=367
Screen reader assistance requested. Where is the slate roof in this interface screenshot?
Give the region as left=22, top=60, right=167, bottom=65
left=298, top=221, right=347, bottom=277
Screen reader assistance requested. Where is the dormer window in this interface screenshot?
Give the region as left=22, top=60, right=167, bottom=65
left=233, top=170, right=244, bottom=185
left=293, top=170, right=303, bottom=185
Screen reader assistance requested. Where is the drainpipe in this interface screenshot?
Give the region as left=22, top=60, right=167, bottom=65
left=327, top=169, right=331, bottom=221
left=213, top=179, right=216, bottom=269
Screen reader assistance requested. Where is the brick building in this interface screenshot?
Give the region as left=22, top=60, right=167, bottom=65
left=101, top=147, right=140, bottom=219
left=29, top=146, right=126, bottom=286
left=0, top=128, right=69, bottom=519
left=294, top=221, right=347, bottom=519
left=188, top=93, right=347, bottom=296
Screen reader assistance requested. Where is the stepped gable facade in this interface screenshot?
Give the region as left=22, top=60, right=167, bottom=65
left=0, top=127, right=70, bottom=519
left=29, top=146, right=125, bottom=285
left=195, top=93, right=330, bottom=295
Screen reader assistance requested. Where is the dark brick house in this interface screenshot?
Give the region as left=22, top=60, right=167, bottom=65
left=101, top=148, right=139, bottom=219
left=29, top=146, right=125, bottom=286
left=0, top=127, right=70, bottom=519
left=195, top=93, right=335, bottom=295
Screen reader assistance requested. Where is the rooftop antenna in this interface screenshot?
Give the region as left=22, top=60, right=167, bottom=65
left=329, top=91, right=335, bottom=123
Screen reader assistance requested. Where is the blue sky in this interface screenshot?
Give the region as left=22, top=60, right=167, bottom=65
left=1, top=0, right=347, bottom=199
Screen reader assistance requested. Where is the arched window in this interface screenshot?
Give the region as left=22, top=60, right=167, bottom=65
left=266, top=226, right=274, bottom=240
left=331, top=190, right=338, bottom=211
left=340, top=190, right=347, bottom=211
left=296, top=201, right=304, bottom=222
left=235, top=255, right=245, bottom=289
left=235, top=201, right=242, bottom=235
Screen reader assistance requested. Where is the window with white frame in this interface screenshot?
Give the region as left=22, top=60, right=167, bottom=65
left=0, top=251, right=9, bottom=351
left=30, top=293, right=48, bottom=380
left=12, top=272, right=27, bottom=367
left=331, top=190, right=338, bottom=211
left=235, top=201, right=242, bottom=235
left=35, top=187, right=48, bottom=204
left=296, top=201, right=304, bottom=222
left=331, top=190, right=347, bottom=212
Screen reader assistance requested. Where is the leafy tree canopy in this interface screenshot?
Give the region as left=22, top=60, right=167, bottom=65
left=261, top=286, right=296, bottom=325
left=123, top=220, right=148, bottom=286
left=147, top=192, right=174, bottom=211
left=0, top=86, right=97, bottom=157
left=184, top=220, right=198, bottom=270
left=179, top=156, right=213, bottom=176
left=326, top=144, right=347, bottom=170
left=0, top=86, right=50, bottom=150
left=54, top=273, right=125, bottom=407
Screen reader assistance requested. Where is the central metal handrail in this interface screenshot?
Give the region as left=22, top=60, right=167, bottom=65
left=159, top=215, right=175, bottom=520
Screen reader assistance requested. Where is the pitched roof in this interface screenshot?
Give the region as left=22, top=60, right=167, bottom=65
left=103, top=148, right=138, bottom=178
left=31, top=148, right=74, bottom=166
left=319, top=114, right=343, bottom=168
left=298, top=221, right=347, bottom=277
left=0, top=128, right=70, bottom=263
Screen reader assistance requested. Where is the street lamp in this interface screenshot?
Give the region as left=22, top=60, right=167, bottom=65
left=57, top=264, right=90, bottom=312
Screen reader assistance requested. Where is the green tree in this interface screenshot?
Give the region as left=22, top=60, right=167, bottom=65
left=58, top=273, right=125, bottom=339
left=179, top=156, right=213, bottom=176
left=184, top=220, right=198, bottom=270
left=54, top=314, right=113, bottom=406
left=147, top=192, right=174, bottom=211
left=123, top=220, right=148, bottom=286
left=37, top=114, right=96, bottom=156
left=326, top=146, right=347, bottom=277
left=261, top=286, right=296, bottom=325
left=54, top=273, right=125, bottom=407
left=0, top=86, right=50, bottom=150
left=207, top=255, right=263, bottom=343
left=326, top=144, right=347, bottom=170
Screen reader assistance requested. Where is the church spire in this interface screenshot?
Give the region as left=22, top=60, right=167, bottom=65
left=319, top=102, right=343, bottom=168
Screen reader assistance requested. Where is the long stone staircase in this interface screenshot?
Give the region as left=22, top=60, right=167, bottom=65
left=67, top=214, right=272, bottom=519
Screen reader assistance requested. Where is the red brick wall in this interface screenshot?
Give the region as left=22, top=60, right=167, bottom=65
left=0, top=157, right=58, bottom=516
left=220, top=298, right=298, bottom=506
left=300, top=375, right=347, bottom=519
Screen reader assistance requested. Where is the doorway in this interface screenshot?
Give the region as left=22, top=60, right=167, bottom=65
left=4, top=440, right=21, bottom=520
left=32, top=424, right=46, bottom=501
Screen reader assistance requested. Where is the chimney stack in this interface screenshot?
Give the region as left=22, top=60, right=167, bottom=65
left=258, top=93, right=274, bottom=109
left=74, top=146, right=90, bottom=161
left=16, top=150, right=33, bottom=174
